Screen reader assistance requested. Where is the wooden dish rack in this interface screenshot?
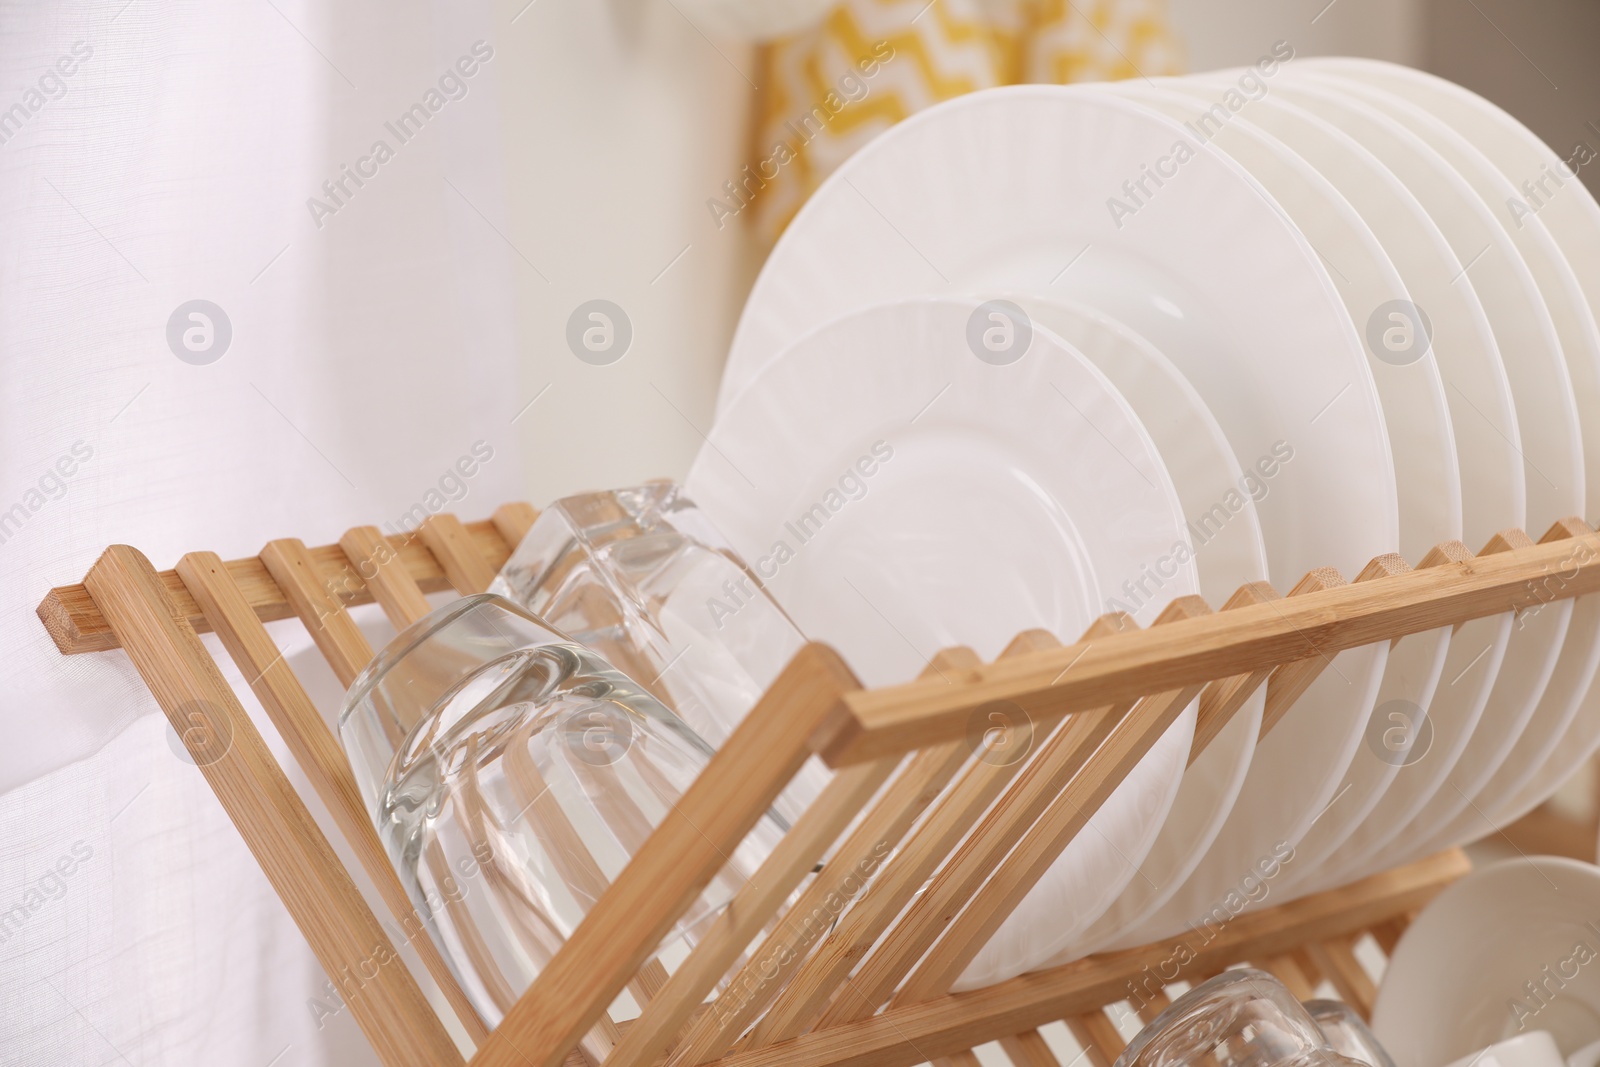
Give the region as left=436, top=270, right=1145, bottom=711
left=43, top=503, right=1600, bottom=1067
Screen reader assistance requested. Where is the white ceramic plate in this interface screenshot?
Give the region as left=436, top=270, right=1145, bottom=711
left=1372, top=856, right=1600, bottom=1060
left=1013, top=294, right=1270, bottom=956
left=717, top=87, right=1398, bottom=582
left=1108, top=74, right=1458, bottom=905
left=717, top=87, right=1397, bottom=949
left=1305, top=56, right=1600, bottom=838
left=1208, top=78, right=1522, bottom=887
left=1300, top=67, right=1600, bottom=856
left=1272, top=78, right=1582, bottom=876
left=686, top=296, right=1199, bottom=988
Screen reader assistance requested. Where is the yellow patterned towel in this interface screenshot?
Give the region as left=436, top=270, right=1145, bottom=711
left=709, top=0, right=1184, bottom=245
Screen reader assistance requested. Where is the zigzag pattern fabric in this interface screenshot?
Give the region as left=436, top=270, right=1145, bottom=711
left=719, top=0, right=1184, bottom=244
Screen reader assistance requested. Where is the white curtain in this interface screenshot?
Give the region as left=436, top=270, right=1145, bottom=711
left=0, top=0, right=752, bottom=1062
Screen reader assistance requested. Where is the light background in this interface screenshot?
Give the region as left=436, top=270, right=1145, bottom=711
left=2, top=1, right=1594, bottom=1063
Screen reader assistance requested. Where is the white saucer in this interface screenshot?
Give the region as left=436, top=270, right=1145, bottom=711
left=718, top=85, right=1398, bottom=580
left=1012, top=294, right=1270, bottom=958
left=686, top=296, right=1198, bottom=987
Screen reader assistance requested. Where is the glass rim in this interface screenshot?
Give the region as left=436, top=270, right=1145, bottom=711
left=1116, top=967, right=1319, bottom=1067
left=339, top=592, right=552, bottom=727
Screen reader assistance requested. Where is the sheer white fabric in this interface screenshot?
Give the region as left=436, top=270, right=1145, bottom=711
left=1, top=0, right=536, bottom=1062
left=0, top=0, right=756, bottom=1055
left=0, top=0, right=755, bottom=1056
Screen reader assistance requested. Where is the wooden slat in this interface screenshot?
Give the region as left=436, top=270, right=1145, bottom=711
left=605, top=757, right=898, bottom=1067
left=1541, top=517, right=1594, bottom=544
left=746, top=722, right=1020, bottom=1045
left=1392, top=542, right=1465, bottom=649
left=1003, top=630, right=1062, bottom=656
left=1411, top=540, right=1475, bottom=636
left=1417, top=540, right=1474, bottom=570
left=1131, top=986, right=1170, bottom=1024
left=835, top=604, right=1206, bottom=1020
left=1303, top=937, right=1377, bottom=1017
left=1258, top=556, right=1406, bottom=741
left=1347, top=553, right=1407, bottom=582
left=491, top=502, right=540, bottom=547
left=890, top=600, right=1214, bottom=1006
left=1482, top=527, right=1537, bottom=556
left=1369, top=917, right=1408, bottom=956
left=39, top=514, right=519, bottom=654
left=706, top=850, right=1469, bottom=1067
left=421, top=513, right=499, bottom=594
left=998, top=1023, right=1062, bottom=1067
left=468, top=643, right=861, bottom=1067
left=749, top=619, right=1134, bottom=1047
left=666, top=652, right=985, bottom=1067
left=1000, top=1029, right=1061, bottom=1067
left=341, top=525, right=434, bottom=628
left=888, top=679, right=1195, bottom=1007
left=1261, top=954, right=1318, bottom=1000
left=83, top=545, right=463, bottom=1067
left=1064, top=1012, right=1125, bottom=1067
left=826, top=680, right=1116, bottom=1022
left=1290, top=946, right=1324, bottom=988
left=1190, top=582, right=1279, bottom=763
left=933, top=1052, right=984, bottom=1067
left=176, top=550, right=490, bottom=1043
left=1257, top=569, right=1346, bottom=738
left=820, top=530, right=1599, bottom=765
left=260, top=537, right=377, bottom=687
left=45, top=521, right=1591, bottom=697
left=1184, top=961, right=1230, bottom=986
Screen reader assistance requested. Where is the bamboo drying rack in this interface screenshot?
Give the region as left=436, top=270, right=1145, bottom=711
left=42, top=502, right=1600, bottom=1067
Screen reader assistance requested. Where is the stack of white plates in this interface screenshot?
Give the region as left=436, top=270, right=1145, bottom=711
left=683, top=58, right=1600, bottom=989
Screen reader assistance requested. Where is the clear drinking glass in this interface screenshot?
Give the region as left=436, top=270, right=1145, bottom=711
left=1304, top=1001, right=1397, bottom=1067
left=338, top=593, right=784, bottom=1026
left=490, top=481, right=828, bottom=821
left=1115, top=970, right=1372, bottom=1067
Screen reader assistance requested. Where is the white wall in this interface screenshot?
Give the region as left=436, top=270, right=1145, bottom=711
left=1423, top=0, right=1600, bottom=198
left=1168, top=0, right=1423, bottom=71
left=493, top=0, right=757, bottom=505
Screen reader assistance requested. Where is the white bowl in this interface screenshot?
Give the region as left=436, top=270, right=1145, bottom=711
left=1373, top=857, right=1600, bottom=1064
left=1444, top=1032, right=1564, bottom=1067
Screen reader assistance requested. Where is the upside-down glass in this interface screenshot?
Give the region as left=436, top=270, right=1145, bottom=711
left=490, top=481, right=828, bottom=821
left=338, top=593, right=785, bottom=1026
left=1305, top=1000, right=1398, bottom=1067
left=1115, top=970, right=1372, bottom=1067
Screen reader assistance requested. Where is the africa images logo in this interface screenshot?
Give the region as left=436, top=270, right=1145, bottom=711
left=1104, top=40, right=1295, bottom=230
